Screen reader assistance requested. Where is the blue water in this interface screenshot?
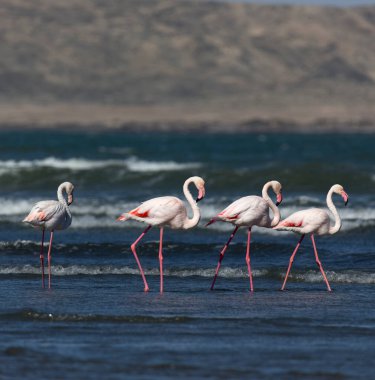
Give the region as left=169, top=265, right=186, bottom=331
left=0, top=131, right=374, bottom=379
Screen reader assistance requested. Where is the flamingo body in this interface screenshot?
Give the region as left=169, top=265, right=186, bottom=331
left=275, top=208, right=331, bottom=235
left=208, top=180, right=283, bottom=291
left=274, top=184, right=349, bottom=291
left=23, top=182, right=75, bottom=289
left=212, top=195, right=275, bottom=228
left=118, top=176, right=206, bottom=293
left=119, top=196, right=189, bottom=229
left=23, top=200, right=72, bottom=231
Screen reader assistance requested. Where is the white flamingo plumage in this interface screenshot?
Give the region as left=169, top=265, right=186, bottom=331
left=206, top=180, right=283, bottom=291
left=274, top=184, right=349, bottom=291
left=23, top=182, right=75, bottom=288
left=117, top=176, right=206, bottom=293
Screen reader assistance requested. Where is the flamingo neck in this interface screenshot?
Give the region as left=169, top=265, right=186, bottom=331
left=57, top=184, right=70, bottom=212
left=262, top=181, right=280, bottom=227
left=182, top=178, right=200, bottom=229
left=327, top=188, right=341, bottom=234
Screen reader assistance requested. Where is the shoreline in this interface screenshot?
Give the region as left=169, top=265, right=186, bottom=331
left=0, top=103, right=375, bottom=133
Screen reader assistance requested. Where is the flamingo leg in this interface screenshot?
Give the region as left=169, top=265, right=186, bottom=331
left=40, top=229, right=45, bottom=288
left=47, top=230, right=54, bottom=289
left=310, top=234, right=332, bottom=292
left=245, top=228, right=254, bottom=292
left=211, top=226, right=239, bottom=290
left=281, top=234, right=305, bottom=291
left=130, top=225, right=152, bottom=292
left=159, top=227, right=164, bottom=294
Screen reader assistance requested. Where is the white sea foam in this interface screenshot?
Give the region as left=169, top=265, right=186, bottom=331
left=124, top=157, right=201, bottom=172
left=0, top=240, right=40, bottom=248
left=0, top=199, right=35, bottom=215
left=0, top=156, right=201, bottom=173
left=1, top=265, right=373, bottom=283
left=0, top=265, right=265, bottom=278
left=290, top=270, right=375, bottom=284
left=1, top=196, right=374, bottom=233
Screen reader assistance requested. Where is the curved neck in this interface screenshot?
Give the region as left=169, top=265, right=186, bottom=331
left=327, top=188, right=341, bottom=234
left=262, top=181, right=280, bottom=227
left=57, top=184, right=69, bottom=209
left=182, top=178, right=201, bottom=229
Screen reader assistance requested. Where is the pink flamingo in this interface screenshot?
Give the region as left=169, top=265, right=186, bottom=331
left=206, top=180, right=283, bottom=291
left=23, top=182, right=74, bottom=289
left=274, top=184, right=349, bottom=291
left=117, top=176, right=206, bottom=293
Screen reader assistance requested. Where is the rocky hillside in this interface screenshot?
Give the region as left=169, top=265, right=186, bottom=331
left=1, top=0, right=375, bottom=128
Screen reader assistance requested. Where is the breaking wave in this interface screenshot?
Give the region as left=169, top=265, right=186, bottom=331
left=0, top=156, right=201, bottom=174
left=0, top=265, right=373, bottom=284
left=0, top=195, right=374, bottom=233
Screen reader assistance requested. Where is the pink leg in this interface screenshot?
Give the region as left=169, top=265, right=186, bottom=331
left=311, top=234, right=332, bottom=292
left=47, top=231, right=54, bottom=289
left=40, top=229, right=45, bottom=288
left=211, top=226, right=239, bottom=290
left=130, top=225, right=152, bottom=292
left=159, top=227, right=164, bottom=294
left=245, top=228, right=254, bottom=292
left=281, top=234, right=305, bottom=291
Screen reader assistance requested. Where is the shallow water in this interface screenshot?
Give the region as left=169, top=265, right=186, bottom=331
left=0, top=131, right=374, bottom=379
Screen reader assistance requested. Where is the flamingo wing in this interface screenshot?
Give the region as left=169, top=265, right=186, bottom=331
left=275, top=210, right=305, bottom=229
left=120, top=196, right=185, bottom=225
left=208, top=196, right=268, bottom=226
left=274, top=208, right=330, bottom=234
left=23, top=200, right=64, bottom=226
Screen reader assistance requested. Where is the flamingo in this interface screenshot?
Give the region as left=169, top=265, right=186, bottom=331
left=117, top=176, right=206, bottom=293
left=274, top=184, right=349, bottom=291
left=23, top=182, right=74, bottom=289
left=206, top=180, right=283, bottom=291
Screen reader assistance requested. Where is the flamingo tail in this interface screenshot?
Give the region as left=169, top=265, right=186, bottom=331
left=116, top=213, right=129, bottom=222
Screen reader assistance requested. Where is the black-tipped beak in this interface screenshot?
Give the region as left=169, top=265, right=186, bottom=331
left=196, top=187, right=205, bottom=203
left=68, top=194, right=74, bottom=205
left=276, top=193, right=283, bottom=206
left=342, top=191, right=349, bottom=206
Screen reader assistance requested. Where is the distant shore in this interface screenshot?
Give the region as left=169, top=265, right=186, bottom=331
left=0, top=102, right=374, bottom=133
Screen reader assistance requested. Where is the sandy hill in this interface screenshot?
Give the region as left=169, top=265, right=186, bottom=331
left=1, top=0, right=375, bottom=130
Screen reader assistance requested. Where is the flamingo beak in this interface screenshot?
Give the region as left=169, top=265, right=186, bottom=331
left=341, top=191, right=349, bottom=206
left=276, top=192, right=283, bottom=206
left=68, top=194, right=74, bottom=205
left=196, top=187, right=205, bottom=203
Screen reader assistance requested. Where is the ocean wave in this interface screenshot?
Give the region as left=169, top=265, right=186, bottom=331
left=0, top=240, right=47, bottom=248
left=0, top=265, right=373, bottom=284
left=0, top=156, right=201, bottom=173
left=1, top=195, right=375, bottom=233
left=289, top=270, right=375, bottom=284
left=124, top=157, right=201, bottom=172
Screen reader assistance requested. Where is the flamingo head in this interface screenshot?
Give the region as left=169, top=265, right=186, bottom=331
left=61, top=182, right=75, bottom=205
left=192, top=176, right=206, bottom=203
left=332, top=184, right=349, bottom=206
left=270, top=180, right=283, bottom=206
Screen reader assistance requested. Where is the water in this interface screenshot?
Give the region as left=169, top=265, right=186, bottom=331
left=0, top=130, right=374, bottom=379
